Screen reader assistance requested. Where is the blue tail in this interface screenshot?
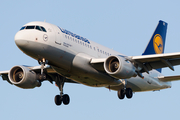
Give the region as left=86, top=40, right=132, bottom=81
left=142, top=20, right=168, bottom=73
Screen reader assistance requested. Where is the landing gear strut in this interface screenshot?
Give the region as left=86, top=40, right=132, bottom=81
left=38, top=58, right=48, bottom=75
left=54, top=75, right=70, bottom=106
left=36, top=58, right=48, bottom=85
left=117, top=79, right=133, bottom=99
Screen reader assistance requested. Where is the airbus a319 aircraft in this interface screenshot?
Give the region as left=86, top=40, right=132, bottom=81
left=1, top=20, right=180, bottom=106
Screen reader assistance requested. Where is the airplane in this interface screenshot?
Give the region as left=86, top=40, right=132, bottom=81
left=1, top=20, right=180, bottom=106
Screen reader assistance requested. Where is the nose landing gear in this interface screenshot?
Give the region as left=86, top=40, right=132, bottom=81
left=38, top=58, right=48, bottom=75
left=37, top=58, right=48, bottom=86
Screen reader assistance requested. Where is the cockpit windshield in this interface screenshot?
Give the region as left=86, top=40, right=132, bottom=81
left=26, top=26, right=35, bottom=29
left=20, top=25, right=47, bottom=32
left=20, top=26, right=26, bottom=30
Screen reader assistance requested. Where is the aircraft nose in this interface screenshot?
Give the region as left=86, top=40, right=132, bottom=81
left=14, top=31, right=29, bottom=48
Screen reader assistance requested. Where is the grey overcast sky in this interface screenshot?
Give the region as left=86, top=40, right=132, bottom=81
left=1, top=0, right=180, bottom=120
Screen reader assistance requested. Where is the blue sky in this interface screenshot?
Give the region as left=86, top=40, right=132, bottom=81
left=1, top=0, right=180, bottom=120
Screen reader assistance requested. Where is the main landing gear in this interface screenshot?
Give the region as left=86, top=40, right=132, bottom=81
left=54, top=75, right=70, bottom=106
left=117, top=79, right=133, bottom=99
left=118, top=88, right=133, bottom=99
left=38, top=58, right=70, bottom=106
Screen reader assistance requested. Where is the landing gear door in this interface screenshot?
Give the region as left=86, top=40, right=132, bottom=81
left=52, top=25, right=62, bottom=45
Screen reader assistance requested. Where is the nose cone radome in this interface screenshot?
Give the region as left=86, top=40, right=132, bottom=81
left=14, top=31, right=29, bottom=48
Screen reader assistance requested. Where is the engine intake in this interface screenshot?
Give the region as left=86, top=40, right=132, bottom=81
left=104, top=56, right=137, bottom=79
left=8, top=66, right=41, bottom=89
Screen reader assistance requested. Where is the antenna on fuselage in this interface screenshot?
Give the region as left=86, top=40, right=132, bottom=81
left=44, top=19, right=46, bottom=22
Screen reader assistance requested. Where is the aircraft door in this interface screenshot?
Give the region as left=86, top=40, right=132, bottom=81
left=52, top=25, right=62, bottom=45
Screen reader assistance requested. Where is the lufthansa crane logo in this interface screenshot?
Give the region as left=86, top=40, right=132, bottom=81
left=153, top=34, right=163, bottom=54
left=43, top=34, right=48, bottom=41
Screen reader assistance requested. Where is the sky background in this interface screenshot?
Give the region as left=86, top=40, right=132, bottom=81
left=1, top=0, right=180, bottom=120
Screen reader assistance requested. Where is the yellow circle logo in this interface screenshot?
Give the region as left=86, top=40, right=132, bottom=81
left=153, top=34, right=163, bottom=54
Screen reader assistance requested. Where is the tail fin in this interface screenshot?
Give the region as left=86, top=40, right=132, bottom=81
left=142, top=20, right=168, bottom=72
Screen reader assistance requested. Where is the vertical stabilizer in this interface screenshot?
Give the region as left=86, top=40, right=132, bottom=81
left=142, top=20, right=168, bottom=72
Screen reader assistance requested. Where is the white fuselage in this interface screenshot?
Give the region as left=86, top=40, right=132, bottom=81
left=14, top=21, right=171, bottom=92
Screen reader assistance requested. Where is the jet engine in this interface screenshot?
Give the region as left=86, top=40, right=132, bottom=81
left=104, top=56, right=137, bottom=79
left=8, top=65, right=41, bottom=89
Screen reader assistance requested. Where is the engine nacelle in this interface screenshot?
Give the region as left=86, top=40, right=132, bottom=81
left=104, top=56, right=137, bottom=79
left=8, top=65, right=40, bottom=89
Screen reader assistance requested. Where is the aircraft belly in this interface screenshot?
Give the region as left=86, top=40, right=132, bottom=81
left=17, top=40, right=170, bottom=90
left=18, top=40, right=121, bottom=87
left=52, top=65, right=121, bottom=87
left=110, top=73, right=171, bottom=92
left=70, top=53, right=122, bottom=87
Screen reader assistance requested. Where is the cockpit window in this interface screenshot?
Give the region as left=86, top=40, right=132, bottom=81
left=19, top=25, right=47, bottom=32
left=35, top=26, right=42, bottom=31
left=35, top=26, right=46, bottom=32
left=26, top=26, right=35, bottom=29
left=40, top=26, right=47, bottom=32
left=20, top=26, right=26, bottom=30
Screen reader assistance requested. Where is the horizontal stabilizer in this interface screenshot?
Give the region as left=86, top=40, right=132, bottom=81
left=158, top=75, right=180, bottom=82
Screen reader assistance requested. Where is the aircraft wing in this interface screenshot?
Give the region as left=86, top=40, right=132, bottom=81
left=0, top=65, right=78, bottom=84
left=132, top=52, right=180, bottom=72
left=158, top=75, right=180, bottom=82
left=90, top=52, right=180, bottom=74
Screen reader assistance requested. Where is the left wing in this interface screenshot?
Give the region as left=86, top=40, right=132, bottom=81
left=90, top=52, right=180, bottom=75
